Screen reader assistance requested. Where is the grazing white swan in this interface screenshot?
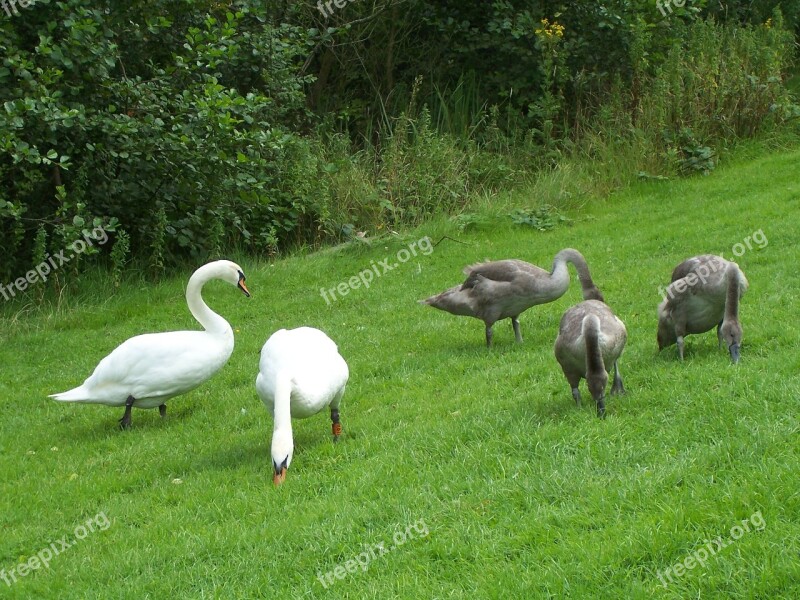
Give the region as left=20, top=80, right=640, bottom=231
left=49, top=260, right=250, bottom=428
left=256, top=327, right=349, bottom=486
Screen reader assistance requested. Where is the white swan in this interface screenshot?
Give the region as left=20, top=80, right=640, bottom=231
left=49, top=260, right=250, bottom=428
left=255, top=327, right=349, bottom=485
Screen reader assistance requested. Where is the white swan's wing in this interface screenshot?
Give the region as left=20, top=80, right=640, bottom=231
left=257, top=327, right=349, bottom=418
left=51, top=331, right=233, bottom=406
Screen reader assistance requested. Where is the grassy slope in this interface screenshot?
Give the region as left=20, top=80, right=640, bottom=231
left=1, top=146, right=799, bottom=599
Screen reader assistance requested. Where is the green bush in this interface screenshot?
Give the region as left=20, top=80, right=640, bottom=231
left=576, top=12, right=796, bottom=181
left=0, top=2, right=317, bottom=281
left=1, top=1, right=797, bottom=293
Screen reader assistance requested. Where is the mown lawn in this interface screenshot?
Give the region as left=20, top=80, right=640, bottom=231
left=1, top=146, right=799, bottom=599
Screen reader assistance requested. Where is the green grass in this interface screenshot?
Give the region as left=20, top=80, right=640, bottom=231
left=1, top=145, right=799, bottom=599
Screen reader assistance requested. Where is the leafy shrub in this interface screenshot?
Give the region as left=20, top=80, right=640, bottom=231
left=1, top=0, right=797, bottom=294
left=0, top=2, right=317, bottom=280
left=509, top=206, right=569, bottom=231
left=664, top=128, right=716, bottom=175
left=110, top=229, right=131, bottom=288
left=576, top=11, right=795, bottom=181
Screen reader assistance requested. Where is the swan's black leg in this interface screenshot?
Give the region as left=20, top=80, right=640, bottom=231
left=485, top=325, right=493, bottom=348
left=159, top=404, right=167, bottom=418
left=511, top=317, right=523, bottom=343
left=119, top=395, right=136, bottom=430
left=330, top=408, right=341, bottom=440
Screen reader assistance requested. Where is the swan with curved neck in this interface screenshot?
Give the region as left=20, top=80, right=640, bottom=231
left=421, top=248, right=604, bottom=347
left=554, top=300, right=627, bottom=418
left=256, top=327, right=349, bottom=485
left=49, top=260, right=250, bottom=428
left=657, top=255, right=747, bottom=362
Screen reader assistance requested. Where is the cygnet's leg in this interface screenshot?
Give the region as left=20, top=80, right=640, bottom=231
left=485, top=324, right=494, bottom=348
left=610, top=361, right=625, bottom=395
left=676, top=335, right=685, bottom=361
left=511, top=317, right=523, bottom=343
left=673, top=320, right=688, bottom=361
left=563, top=370, right=582, bottom=407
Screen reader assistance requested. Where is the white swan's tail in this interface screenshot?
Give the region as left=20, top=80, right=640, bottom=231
left=49, top=385, right=91, bottom=402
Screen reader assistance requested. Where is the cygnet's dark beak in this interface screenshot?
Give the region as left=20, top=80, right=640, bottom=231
left=729, top=343, right=740, bottom=364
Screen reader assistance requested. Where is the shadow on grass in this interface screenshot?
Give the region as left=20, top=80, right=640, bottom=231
left=654, top=340, right=734, bottom=364
left=50, top=400, right=201, bottom=440
left=188, top=423, right=346, bottom=475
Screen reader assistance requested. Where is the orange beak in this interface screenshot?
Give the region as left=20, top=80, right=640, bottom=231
left=237, top=270, right=250, bottom=297
left=273, top=466, right=287, bottom=486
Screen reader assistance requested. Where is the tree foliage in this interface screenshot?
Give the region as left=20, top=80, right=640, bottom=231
left=0, top=0, right=796, bottom=283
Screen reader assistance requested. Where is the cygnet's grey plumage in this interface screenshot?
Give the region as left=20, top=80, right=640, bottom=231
left=657, top=255, right=747, bottom=362
left=421, top=248, right=604, bottom=347
left=554, top=299, right=627, bottom=418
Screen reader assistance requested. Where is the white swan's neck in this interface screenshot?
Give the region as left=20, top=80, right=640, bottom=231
left=186, top=264, right=233, bottom=336
left=271, top=375, right=294, bottom=446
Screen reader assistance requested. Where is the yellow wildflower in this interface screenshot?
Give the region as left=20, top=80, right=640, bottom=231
left=535, top=18, right=565, bottom=39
